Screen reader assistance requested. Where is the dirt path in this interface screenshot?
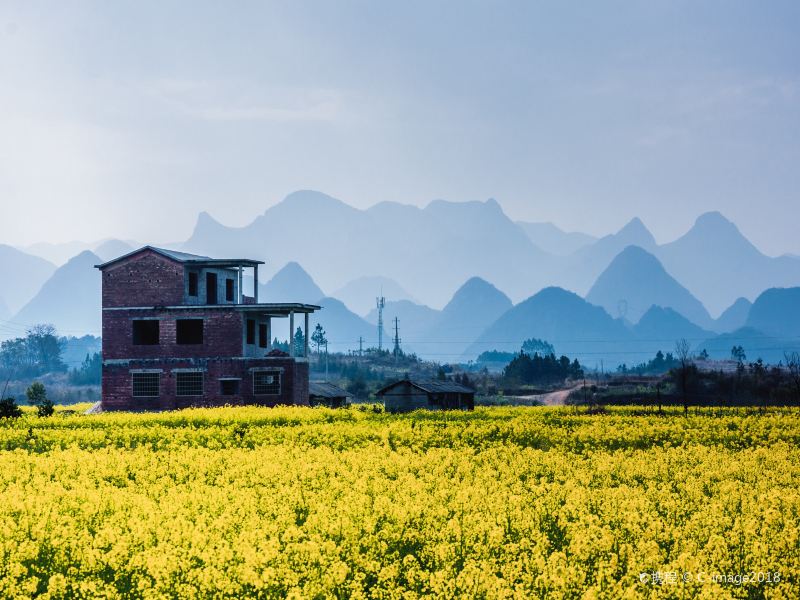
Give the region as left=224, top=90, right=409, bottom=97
left=508, top=385, right=582, bottom=406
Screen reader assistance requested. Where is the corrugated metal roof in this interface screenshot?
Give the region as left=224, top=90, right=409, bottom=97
left=376, top=379, right=475, bottom=396
left=309, top=381, right=352, bottom=398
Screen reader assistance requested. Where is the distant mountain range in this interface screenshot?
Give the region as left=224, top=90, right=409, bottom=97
left=259, top=262, right=325, bottom=304
left=11, top=251, right=101, bottom=337
left=516, top=221, right=596, bottom=255
left=333, top=276, right=416, bottom=316
left=586, top=245, right=714, bottom=329
left=6, top=191, right=800, bottom=366
left=0, top=245, right=56, bottom=317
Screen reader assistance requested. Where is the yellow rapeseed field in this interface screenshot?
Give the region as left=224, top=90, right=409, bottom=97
left=0, top=405, right=798, bottom=599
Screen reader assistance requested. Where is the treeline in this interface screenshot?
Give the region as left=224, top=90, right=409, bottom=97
left=0, top=325, right=65, bottom=378
left=617, top=351, right=680, bottom=375
left=503, top=352, right=583, bottom=386
left=669, top=356, right=800, bottom=408
left=0, top=325, right=101, bottom=385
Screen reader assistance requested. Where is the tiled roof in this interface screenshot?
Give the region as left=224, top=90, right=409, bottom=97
left=376, top=379, right=475, bottom=396
left=309, top=381, right=352, bottom=398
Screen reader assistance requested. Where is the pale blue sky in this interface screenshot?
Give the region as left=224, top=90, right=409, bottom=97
left=1, top=1, right=798, bottom=254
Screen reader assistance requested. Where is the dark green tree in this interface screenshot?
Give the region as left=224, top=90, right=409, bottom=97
left=0, top=396, right=22, bottom=419
left=731, top=345, right=746, bottom=363
left=521, top=338, right=555, bottom=356
left=310, top=324, right=327, bottom=356
left=293, top=327, right=306, bottom=357
left=26, top=381, right=54, bottom=417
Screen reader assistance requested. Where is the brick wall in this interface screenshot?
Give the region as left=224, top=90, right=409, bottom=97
left=101, top=250, right=185, bottom=308
left=103, top=309, right=244, bottom=360
left=101, top=357, right=310, bottom=411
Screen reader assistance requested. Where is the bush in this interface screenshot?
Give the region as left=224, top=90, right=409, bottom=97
left=26, top=382, right=54, bottom=418
left=0, top=396, right=22, bottom=419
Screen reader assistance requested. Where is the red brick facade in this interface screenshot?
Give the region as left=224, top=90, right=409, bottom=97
left=101, top=357, right=309, bottom=411
left=102, top=251, right=186, bottom=308
left=97, top=247, right=313, bottom=411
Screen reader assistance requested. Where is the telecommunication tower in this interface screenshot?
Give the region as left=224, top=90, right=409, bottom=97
left=376, top=295, right=385, bottom=351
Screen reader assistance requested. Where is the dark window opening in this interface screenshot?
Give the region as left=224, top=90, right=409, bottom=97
left=253, top=370, right=280, bottom=395
left=176, top=319, right=204, bottom=345
left=132, top=372, right=160, bottom=397
left=176, top=372, right=203, bottom=396
left=258, top=323, right=267, bottom=348
left=132, top=320, right=159, bottom=345
left=246, top=319, right=256, bottom=345
left=206, top=272, right=218, bottom=304
left=188, top=272, right=198, bottom=296
left=220, top=379, right=240, bottom=396
left=226, top=278, right=234, bottom=302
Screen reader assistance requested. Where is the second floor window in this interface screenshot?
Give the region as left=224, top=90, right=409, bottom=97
left=188, top=272, right=198, bottom=296
left=246, top=319, right=256, bottom=345
left=258, top=323, right=267, bottom=348
left=176, top=319, right=203, bottom=344
left=226, top=278, right=234, bottom=302
left=132, top=320, right=159, bottom=345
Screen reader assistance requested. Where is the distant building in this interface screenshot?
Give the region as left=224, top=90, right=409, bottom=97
left=376, top=379, right=475, bottom=413
left=95, top=246, right=319, bottom=411
left=308, top=381, right=352, bottom=408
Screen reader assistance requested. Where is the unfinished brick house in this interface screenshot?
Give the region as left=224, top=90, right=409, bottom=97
left=95, top=246, right=319, bottom=411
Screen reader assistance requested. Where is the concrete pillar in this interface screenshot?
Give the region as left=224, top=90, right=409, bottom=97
left=289, top=311, right=295, bottom=357
left=238, top=267, right=243, bottom=304
left=266, top=317, right=271, bottom=350
left=304, top=312, right=309, bottom=358
left=253, top=264, right=258, bottom=303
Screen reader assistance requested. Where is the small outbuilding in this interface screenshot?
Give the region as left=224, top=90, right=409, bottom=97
left=309, top=381, right=352, bottom=408
left=376, top=379, right=475, bottom=413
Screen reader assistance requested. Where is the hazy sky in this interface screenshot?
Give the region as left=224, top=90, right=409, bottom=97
left=1, top=1, right=799, bottom=255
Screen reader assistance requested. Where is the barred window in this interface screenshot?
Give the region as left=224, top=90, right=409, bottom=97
left=253, top=370, right=281, bottom=395
left=176, top=371, right=204, bottom=396
left=132, top=372, right=160, bottom=397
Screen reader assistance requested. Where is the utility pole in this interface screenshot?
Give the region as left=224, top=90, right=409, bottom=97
left=392, top=317, right=401, bottom=358
left=376, top=295, right=385, bottom=351
left=325, top=341, right=329, bottom=381
left=358, top=336, right=364, bottom=357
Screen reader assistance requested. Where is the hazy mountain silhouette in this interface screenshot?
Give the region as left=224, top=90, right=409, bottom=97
left=421, top=277, right=513, bottom=361
left=745, top=287, right=800, bottom=339
left=556, top=218, right=657, bottom=294
left=465, top=287, right=632, bottom=363
left=658, top=212, right=800, bottom=315
left=333, top=276, right=416, bottom=316
left=696, top=326, right=797, bottom=364
left=365, top=299, right=440, bottom=355
left=0, top=245, right=56, bottom=315
left=182, top=190, right=554, bottom=307
left=259, top=262, right=325, bottom=304
left=94, top=239, right=135, bottom=262
left=715, top=297, right=752, bottom=333
left=309, top=297, right=375, bottom=354
left=516, top=221, right=596, bottom=255
left=12, top=251, right=101, bottom=336
left=0, top=296, right=9, bottom=321
left=23, top=240, right=94, bottom=266
left=633, top=306, right=714, bottom=342
left=586, top=246, right=713, bottom=328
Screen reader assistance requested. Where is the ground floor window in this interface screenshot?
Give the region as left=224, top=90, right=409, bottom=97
left=220, top=379, right=240, bottom=396
left=132, top=372, right=160, bottom=397
left=176, top=371, right=204, bottom=396
left=253, top=370, right=281, bottom=395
